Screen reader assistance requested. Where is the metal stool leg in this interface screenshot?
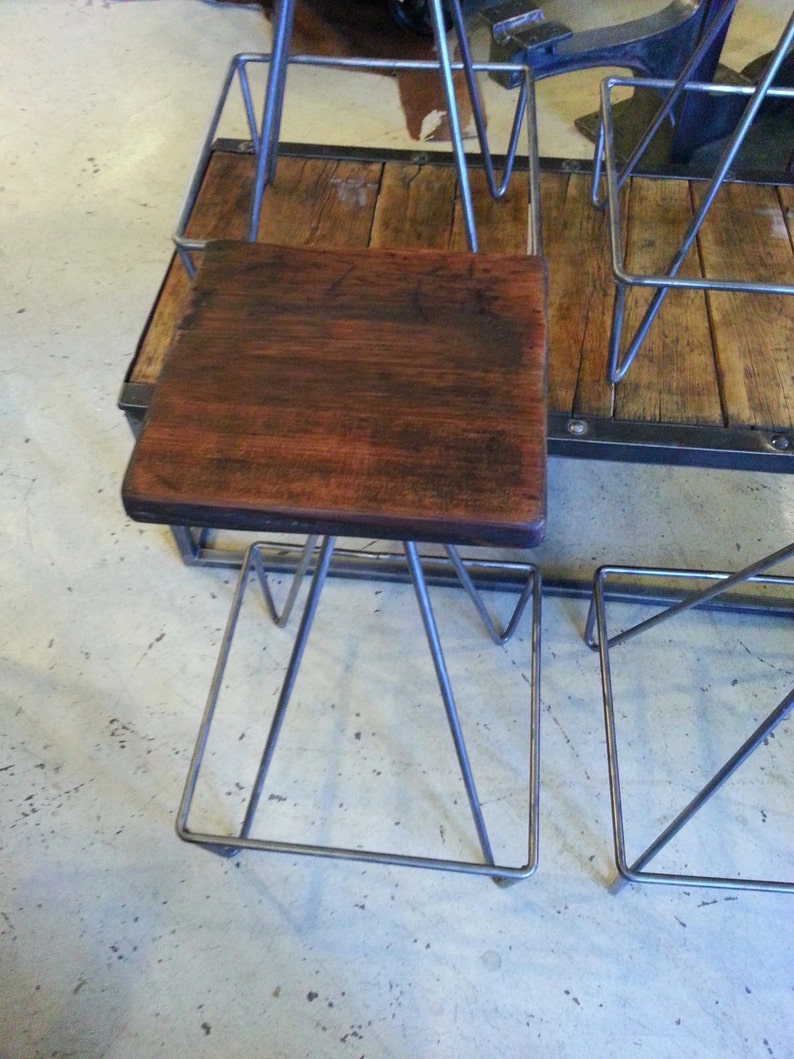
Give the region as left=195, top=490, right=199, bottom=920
left=404, top=541, right=496, bottom=869
left=588, top=544, right=794, bottom=893
left=176, top=539, right=541, bottom=880
left=248, top=0, right=296, bottom=241
left=444, top=544, right=537, bottom=646
left=176, top=535, right=336, bottom=857
left=594, top=10, right=794, bottom=383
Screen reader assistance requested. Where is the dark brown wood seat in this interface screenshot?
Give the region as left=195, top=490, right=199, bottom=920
left=123, top=240, right=548, bottom=547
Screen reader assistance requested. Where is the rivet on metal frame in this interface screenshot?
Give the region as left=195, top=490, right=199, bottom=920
left=567, top=419, right=589, bottom=437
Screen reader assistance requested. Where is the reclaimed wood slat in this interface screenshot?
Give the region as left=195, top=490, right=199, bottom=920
left=697, top=181, right=794, bottom=429
left=127, top=145, right=794, bottom=447
left=370, top=162, right=457, bottom=249
left=614, top=177, right=722, bottom=425
left=449, top=166, right=530, bottom=254
left=131, top=150, right=256, bottom=386
left=256, top=156, right=381, bottom=247
left=541, top=171, right=614, bottom=418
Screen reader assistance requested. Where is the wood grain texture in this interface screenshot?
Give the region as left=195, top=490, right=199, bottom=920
left=131, top=153, right=380, bottom=385
left=696, top=181, right=794, bottom=429
left=127, top=146, right=794, bottom=440
left=614, top=177, right=722, bottom=425
left=541, top=171, right=614, bottom=418
left=123, top=241, right=548, bottom=547
left=132, top=151, right=256, bottom=386
left=450, top=167, right=529, bottom=254
left=256, top=156, right=381, bottom=247
left=370, top=162, right=457, bottom=250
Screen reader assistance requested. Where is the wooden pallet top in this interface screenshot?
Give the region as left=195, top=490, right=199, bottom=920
left=125, top=144, right=794, bottom=459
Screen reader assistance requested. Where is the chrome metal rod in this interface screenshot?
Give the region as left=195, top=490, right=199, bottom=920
left=176, top=544, right=258, bottom=841
left=239, top=534, right=336, bottom=840
left=238, top=62, right=261, bottom=153
left=604, top=541, right=794, bottom=649
left=609, top=10, right=794, bottom=379
left=623, top=686, right=794, bottom=880
left=526, top=565, right=542, bottom=882
left=593, top=575, right=629, bottom=882
left=592, top=0, right=739, bottom=209
left=173, top=52, right=539, bottom=257
left=252, top=534, right=319, bottom=628
left=429, top=0, right=478, bottom=251
left=447, top=0, right=528, bottom=202
left=248, top=0, right=296, bottom=241
left=404, top=541, right=495, bottom=866
left=444, top=544, right=534, bottom=645
left=525, top=71, right=543, bottom=256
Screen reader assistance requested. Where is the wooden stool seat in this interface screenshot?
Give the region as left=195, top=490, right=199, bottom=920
left=122, top=240, right=547, bottom=547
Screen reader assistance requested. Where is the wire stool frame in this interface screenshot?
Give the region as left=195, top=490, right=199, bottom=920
left=586, top=542, right=794, bottom=893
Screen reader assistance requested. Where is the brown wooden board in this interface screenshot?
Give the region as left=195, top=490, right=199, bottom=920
left=541, top=171, right=614, bottom=419
left=370, top=162, right=457, bottom=250
left=257, top=155, right=381, bottom=248
left=696, top=181, right=794, bottom=430
left=615, top=177, right=722, bottom=426
left=123, top=241, right=548, bottom=547
left=131, top=151, right=255, bottom=386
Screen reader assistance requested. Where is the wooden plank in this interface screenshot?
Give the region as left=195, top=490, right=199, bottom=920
left=370, top=162, right=457, bottom=249
left=256, top=156, right=381, bottom=248
left=613, top=177, right=722, bottom=425
left=127, top=145, right=794, bottom=452
left=131, top=150, right=256, bottom=386
left=697, top=181, right=794, bottom=429
left=123, top=241, right=548, bottom=547
left=541, top=172, right=614, bottom=418
left=449, top=166, right=530, bottom=254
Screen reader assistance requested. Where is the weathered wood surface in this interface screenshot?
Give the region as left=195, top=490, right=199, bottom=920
left=128, top=147, right=794, bottom=435
left=615, top=177, right=722, bottom=426
left=695, top=181, right=794, bottom=429
left=123, top=241, right=548, bottom=547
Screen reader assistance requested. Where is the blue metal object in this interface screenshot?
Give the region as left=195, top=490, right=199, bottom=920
left=487, top=0, right=732, bottom=83
left=486, top=0, right=738, bottom=160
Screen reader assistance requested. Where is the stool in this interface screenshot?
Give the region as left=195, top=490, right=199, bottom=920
left=586, top=543, right=794, bottom=893
left=122, top=239, right=548, bottom=881
left=591, top=8, right=794, bottom=383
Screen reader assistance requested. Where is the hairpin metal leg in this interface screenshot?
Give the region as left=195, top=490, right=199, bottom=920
left=444, top=544, right=536, bottom=646
left=590, top=0, right=739, bottom=210
left=588, top=545, right=794, bottom=893
left=248, top=0, right=296, bottom=241
left=586, top=540, right=794, bottom=651
left=607, top=686, right=794, bottom=893
left=176, top=535, right=336, bottom=856
left=177, top=538, right=540, bottom=880
left=596, top=10, right=794, bottom=383
left=252, top=534, right=319, bottom=628
left=404, top=540, right=495, bottom=868
left=239, top=535, right=336, bottom=840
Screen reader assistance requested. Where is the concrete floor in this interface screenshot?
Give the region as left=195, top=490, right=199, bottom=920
left=1, top=1, right=792, bottom=1055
